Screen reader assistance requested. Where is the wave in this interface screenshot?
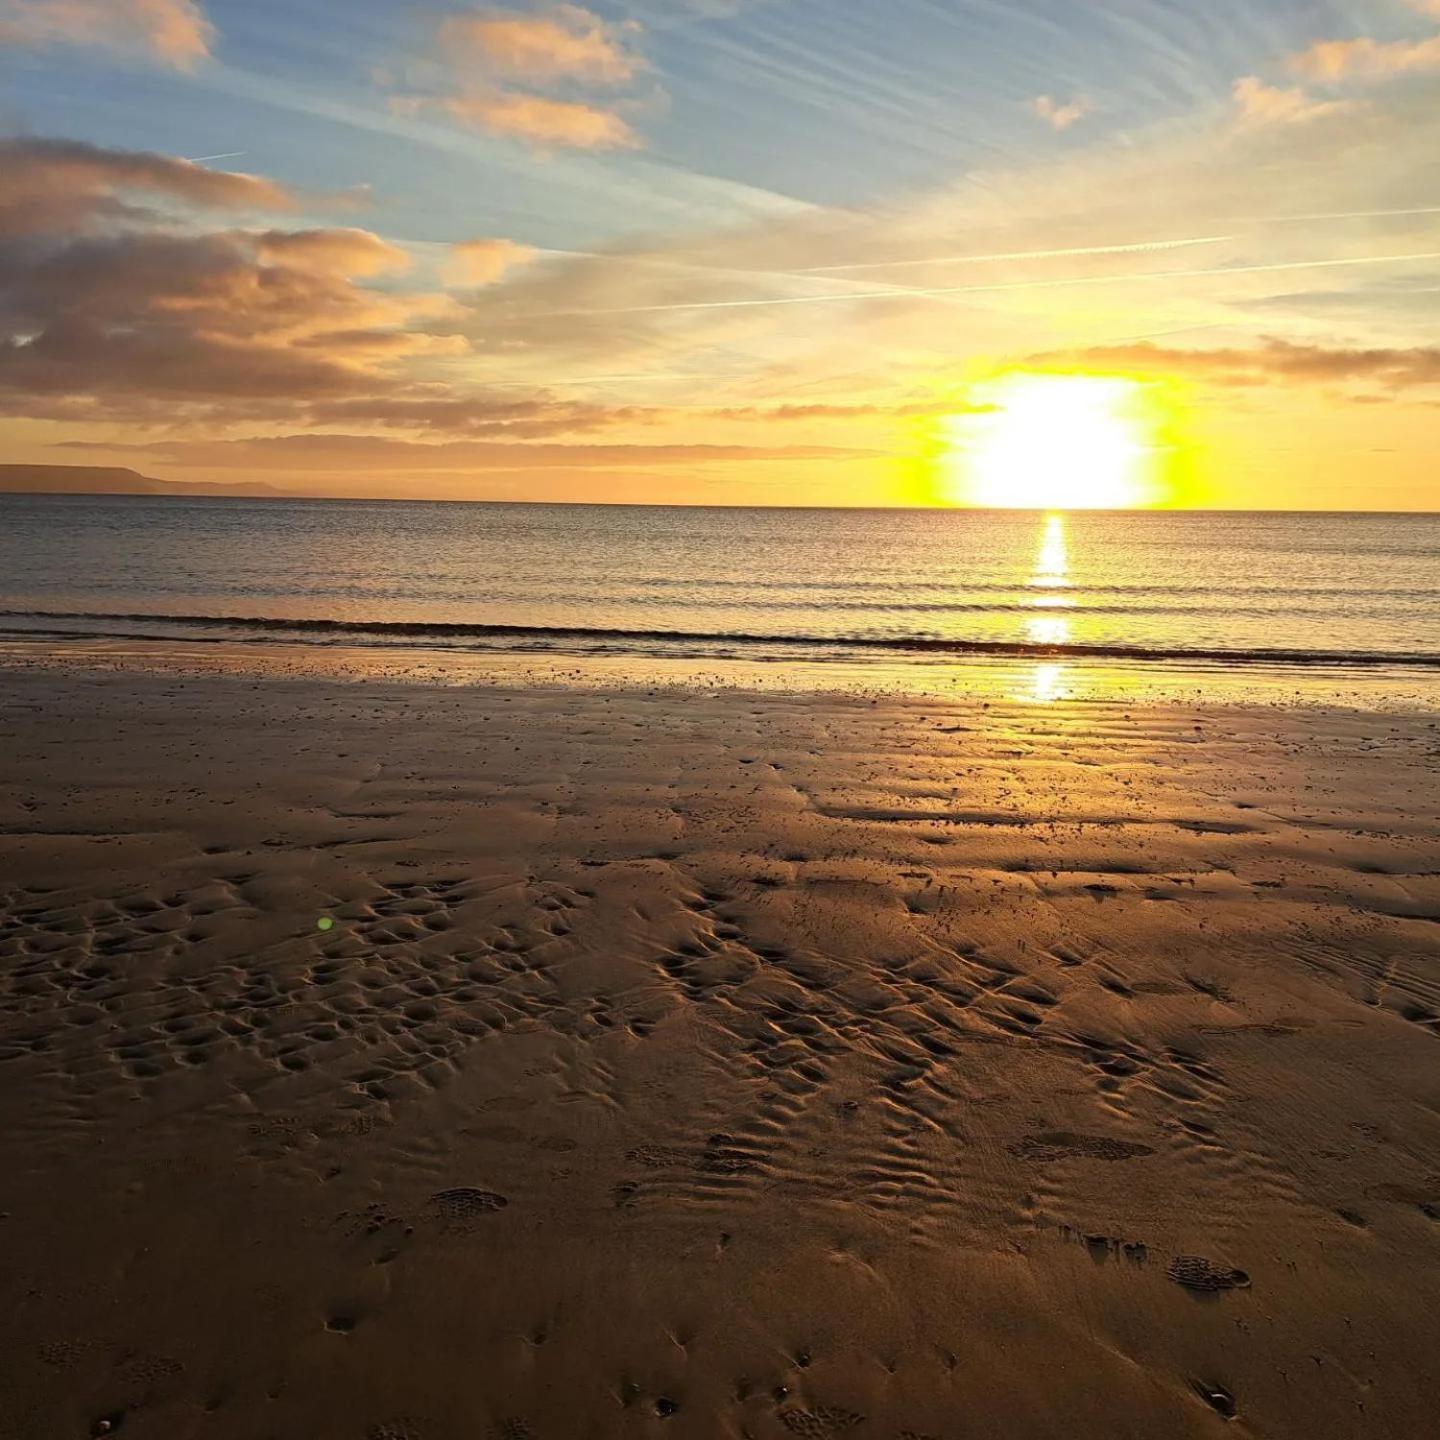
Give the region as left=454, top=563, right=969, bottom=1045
left=2, top=607, right=1438, bottom=669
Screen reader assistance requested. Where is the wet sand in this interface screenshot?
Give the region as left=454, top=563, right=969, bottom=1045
left=1, top=656, right=1439, bottom=1439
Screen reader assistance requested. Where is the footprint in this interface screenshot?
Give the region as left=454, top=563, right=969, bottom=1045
left=626, top=1144, right=690, bottom=1170
left=1166, top=1255, right=1251, bottom=1293
left=778, top=1406, right=864, bottom=1436
left=1009, top=1132, right=1155, bottom=1162
left=429, top=1187, right=508, bottom=1222
left=368, top=1420, right=431, bottom=1440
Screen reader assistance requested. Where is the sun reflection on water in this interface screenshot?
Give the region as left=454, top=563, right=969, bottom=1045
left=1023, top=513, right=1073, bottom=702
left=1028, top=662, right=1068, bottom=703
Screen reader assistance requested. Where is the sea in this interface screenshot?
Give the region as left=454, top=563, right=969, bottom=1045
left=1, top=496, right=1438, bottom=678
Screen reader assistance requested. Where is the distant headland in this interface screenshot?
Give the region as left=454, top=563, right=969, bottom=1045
left=0, top=465, right=286, bottom=499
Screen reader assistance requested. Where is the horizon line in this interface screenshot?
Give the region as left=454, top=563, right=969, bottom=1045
left=0, top=488, right=1434, bottom=518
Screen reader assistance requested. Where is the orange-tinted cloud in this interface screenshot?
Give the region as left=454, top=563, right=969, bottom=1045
left=0, top=141, right=456, bottom=423
left=0, top=137, right=294, bottom=236
left=0, top=227, right=442, bottom=407
left=446, top=237, right=539, bottom=287
left=1032, top=338, right=1440, bottom=389
left=441, top=91, right=638, bottom=149
left=0, top=139, right=680, bottom=449
left=251, top=228, right=411, bottom=278
left=392, top=5, right=651, bottom=151
left=1232, top=75, right=1354, bottom=126
left=1294, top=33, right=1440, bottom=82
left=443, top=5, right=643, bottom=85
left=0, top=0, right=212, bottom=68
left=712, top=401, right=978, bottom=421
left=1030, top=95, right=1091, bottom=132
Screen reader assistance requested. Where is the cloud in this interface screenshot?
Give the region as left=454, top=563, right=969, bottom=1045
left=0, top=137, right=295, bottom=236
left=1231, top=7, right=1440, bottom=128
left=300, top=393, right=645, bottom=438
left=411, top=71, right=1440, bottom=432
left=442, top=5, right=643, bottom=85
left=0, top=137, right=680, bottom=453
left=1030, top=338, right=1440, bottom=389
left=390, top=5, right=651, bottom=151
left=1291, top=3, right=1440, bottom=84
left=0, top=0, right=212, bottom=68
left=436, top=91, right=639, bottom=150
left=712, top=401, right=979, bottom=420
left=7, top=64, right=1439, bottom=501
left=0, top=140, right=460, bottom=423
left=1232, top=75, right=1354, bottom=126
left=1294, top=33, right=1440, bottom=82
left=1030, top=95, right=1091, bottom=132
left=446, top=237, right=538, bottom=287
left=251, top=228, right=411, bottom=278
left=0, top=228, right=443, bottom=405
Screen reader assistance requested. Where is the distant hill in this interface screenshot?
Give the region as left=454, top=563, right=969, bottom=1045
left=0, top=464, right=285, bottom=498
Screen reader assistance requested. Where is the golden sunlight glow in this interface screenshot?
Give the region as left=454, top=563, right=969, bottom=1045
left=946, top=373, right=1164, bottom=509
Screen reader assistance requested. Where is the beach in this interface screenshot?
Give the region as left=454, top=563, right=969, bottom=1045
left=2, top=645, right=1438, bottom=1439
left=8, top=0, right=1440, bottom=1429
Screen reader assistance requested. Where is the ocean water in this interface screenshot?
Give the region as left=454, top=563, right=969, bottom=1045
left=1, top=495, right=1437, bottom=669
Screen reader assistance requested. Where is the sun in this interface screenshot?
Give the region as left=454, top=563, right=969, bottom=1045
left=944, top=373, right=1165, bottom=509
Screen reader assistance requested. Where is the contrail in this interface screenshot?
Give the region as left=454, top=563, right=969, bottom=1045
left=186, top=151, right=247, bottom=165
left=798, top=210, right=1440, bottom=276
left=1242, top=205, right=1440, bottom=224
left=799, top=234, right=1233, bottom=273
left=536, top=251, right=1440, bottom=318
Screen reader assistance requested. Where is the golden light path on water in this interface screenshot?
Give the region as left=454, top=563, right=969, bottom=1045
left=1024, top=513, right=1073, bottom=703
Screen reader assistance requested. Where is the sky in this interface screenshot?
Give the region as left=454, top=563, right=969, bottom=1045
left=1, top=0, right=1439, bottom=508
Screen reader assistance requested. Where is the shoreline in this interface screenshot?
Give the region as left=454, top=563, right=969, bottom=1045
left=3, top=632, right=1440, bottom=712
left=6, top=609, right=1440, bottom=673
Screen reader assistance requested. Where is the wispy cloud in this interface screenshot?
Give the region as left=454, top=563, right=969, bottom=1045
left=520, top=250, right=1440, bottom=317
left=0, top=0, right=212, bottom=69
left=799, top=234, right=1231, bottom=275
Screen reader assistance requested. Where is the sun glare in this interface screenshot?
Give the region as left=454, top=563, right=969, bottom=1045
left=946, top=373, right=1163, bottom=509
